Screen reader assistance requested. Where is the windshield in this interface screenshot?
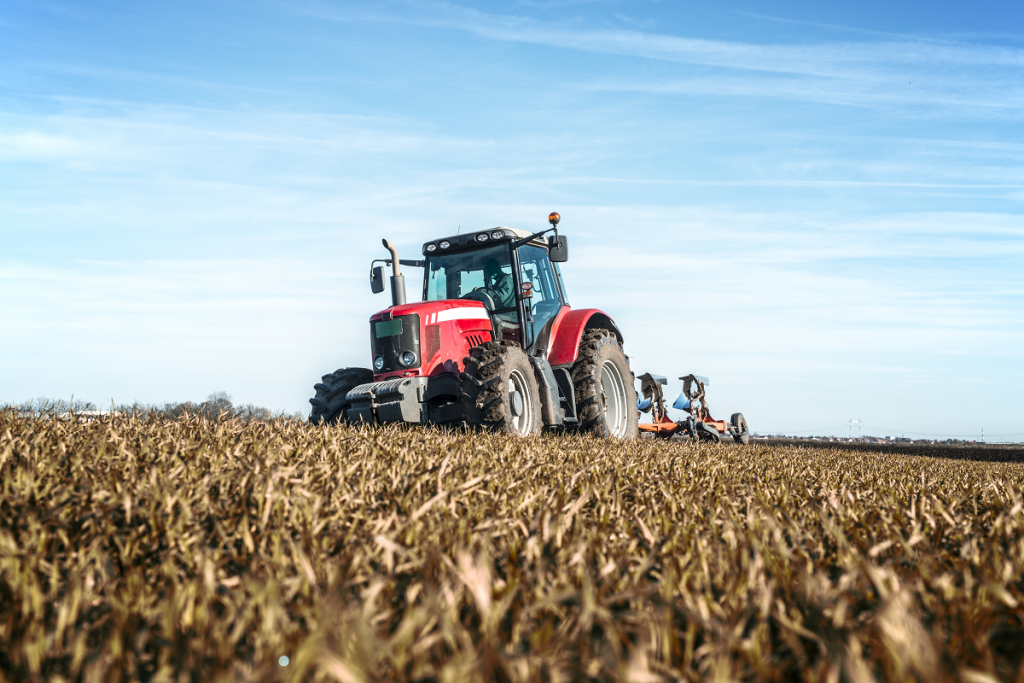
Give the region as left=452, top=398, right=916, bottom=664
left=424, top=243, right=513, bottom=302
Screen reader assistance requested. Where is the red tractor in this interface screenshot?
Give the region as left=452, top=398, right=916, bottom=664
left=309, top=213, right=638, bottom=438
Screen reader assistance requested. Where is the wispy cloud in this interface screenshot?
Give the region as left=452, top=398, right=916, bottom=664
left=581, top=73, right=1024, bottom=116
left=298, top=0, right=1024, bottom=111
left=309, top=0, right=1024, bottom=72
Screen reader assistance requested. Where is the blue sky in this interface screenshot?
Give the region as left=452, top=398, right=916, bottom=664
left=1, top=0, right=1022, bottom=439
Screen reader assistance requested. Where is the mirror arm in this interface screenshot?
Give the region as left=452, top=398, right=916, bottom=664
left=371, top=258, right=424, bottom=278
left=511, top=226, right=557, bottom=250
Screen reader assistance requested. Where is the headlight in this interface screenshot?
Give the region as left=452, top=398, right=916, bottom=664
left=425, top=243, right=437, bottom=252
left=491, top=230, right=505, bottom=239
left=399, top=351, right=417, bottom=367
left=373, top=356, right=385, bottom=371
left=439, top=240, right=450, bottom=249
left=476, top=233, right=489, bottom=242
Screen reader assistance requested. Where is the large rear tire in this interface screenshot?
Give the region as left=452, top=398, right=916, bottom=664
left=461, top=341, right=543, bottom=435
left=309, top=367, right=374, bottom=424
left=570, top=329, right=639, bottom=439
left=731, top=412, right=750, bottom=445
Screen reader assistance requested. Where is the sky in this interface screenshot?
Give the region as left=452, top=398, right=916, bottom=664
left=1, top=0, right=1022, bottom=440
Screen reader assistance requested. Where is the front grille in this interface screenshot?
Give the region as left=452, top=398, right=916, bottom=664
left=467, top=334, right=484, bottom=349
left=370, top=313, right=421, bottom=373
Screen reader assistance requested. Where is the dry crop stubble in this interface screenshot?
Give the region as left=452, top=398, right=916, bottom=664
left=1, top=410, right=1023, bottom=682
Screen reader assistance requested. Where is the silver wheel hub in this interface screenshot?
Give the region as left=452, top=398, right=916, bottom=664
left=508, top=368, right=533, bottom=435
left=510, top=390, right=523, bottom=417
left=599, top=360, right=629, bottom=438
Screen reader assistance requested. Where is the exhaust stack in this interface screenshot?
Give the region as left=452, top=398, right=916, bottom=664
left=382, top=239, right=407, bottom=306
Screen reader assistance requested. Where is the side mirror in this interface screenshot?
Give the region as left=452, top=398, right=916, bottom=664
left=548, top=234, right=569, bottom=262
left=370, top=266, right=385, bottom=294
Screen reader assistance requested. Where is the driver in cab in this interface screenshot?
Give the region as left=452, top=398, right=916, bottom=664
left=475, top=258, right=514, bottom=310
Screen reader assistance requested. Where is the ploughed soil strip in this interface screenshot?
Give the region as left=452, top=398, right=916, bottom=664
left=751, top=438, right=1024, bottom=463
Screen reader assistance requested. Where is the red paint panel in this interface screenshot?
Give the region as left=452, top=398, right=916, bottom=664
left=453, top=318, right=491, bottom=334
left=547, top=308, right=614, bottom=367
left=545, top=306, right=571, bottom=352
left=423, top=313, right=491, bottom=378
left=424, top=324, right=441, bottom=364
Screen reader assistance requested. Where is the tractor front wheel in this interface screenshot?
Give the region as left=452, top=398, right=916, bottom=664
left=461, top=341, right=543, bottom=435
left=570, top=329, right=639, bottom=439
left=309, top=367, right=373, bottom=424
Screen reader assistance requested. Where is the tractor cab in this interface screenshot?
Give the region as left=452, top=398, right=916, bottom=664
left=420, top=225, right=569, bottom=354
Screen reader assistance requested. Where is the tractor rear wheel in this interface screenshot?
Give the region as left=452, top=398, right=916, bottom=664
left=730, top=413, right=750, bottom=445
left=309, top=367, right=373, bottom=424
left=461, top=341, right=542, bottom=435
left=570, top=329, right=638, bottom=439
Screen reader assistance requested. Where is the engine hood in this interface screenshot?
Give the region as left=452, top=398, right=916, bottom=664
left=369, top=299, right=490, bottom=323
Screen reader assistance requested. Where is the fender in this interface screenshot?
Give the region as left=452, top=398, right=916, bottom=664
left=546, top=308, right=624, bottom=367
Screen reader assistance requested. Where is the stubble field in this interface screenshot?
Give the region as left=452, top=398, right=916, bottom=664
left=2, top=411, right=1023, bottom=682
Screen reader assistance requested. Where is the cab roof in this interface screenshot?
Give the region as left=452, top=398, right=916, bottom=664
left=422, top=226, right=548, bottom=256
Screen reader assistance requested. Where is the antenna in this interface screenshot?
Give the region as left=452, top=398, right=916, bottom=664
left=456, top=224, right=461, bottom=235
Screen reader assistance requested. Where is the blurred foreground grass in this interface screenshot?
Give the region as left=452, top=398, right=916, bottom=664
left=2, top=412, right=1023, bottom=682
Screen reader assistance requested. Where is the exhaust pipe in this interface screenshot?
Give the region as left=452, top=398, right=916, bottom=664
left=382, top=239, right=407, bottom=306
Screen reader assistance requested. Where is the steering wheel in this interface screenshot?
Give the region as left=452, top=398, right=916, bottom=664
left=460, top=288, right=497, bottom=312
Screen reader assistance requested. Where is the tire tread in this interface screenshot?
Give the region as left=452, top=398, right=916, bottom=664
left=461, top=341, right=541, bottom=434
left=308, top=367, right=374, bottom=424
left=569, top=329, right=638, bottom=438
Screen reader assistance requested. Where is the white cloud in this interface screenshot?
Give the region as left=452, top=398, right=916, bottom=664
left=0, top=131, right=96, bottom=160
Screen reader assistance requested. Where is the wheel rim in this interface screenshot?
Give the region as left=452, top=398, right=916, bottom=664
left=600, top=360, right=629, bottom=438
left=508, top=368, right=534, bottom=435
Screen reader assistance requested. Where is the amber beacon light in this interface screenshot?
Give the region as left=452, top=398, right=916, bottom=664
left=548, top=212, right=560, bottom=226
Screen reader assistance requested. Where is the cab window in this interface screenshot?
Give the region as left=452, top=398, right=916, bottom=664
left=517, top=244, right=563, bottom=335
left=425, top=244, right=512, bottom=301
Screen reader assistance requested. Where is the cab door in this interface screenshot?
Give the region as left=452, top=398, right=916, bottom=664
left=516, top=244, right=566, bottom=352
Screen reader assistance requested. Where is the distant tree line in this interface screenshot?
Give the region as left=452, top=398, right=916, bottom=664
left=3, top=392, right=302, bottom=421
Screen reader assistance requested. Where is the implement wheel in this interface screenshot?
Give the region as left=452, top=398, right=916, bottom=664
left=461, top=341, right=542, bottom=435
left=731, top=413, right=750, bottom=445
left=570, top=329, right=638, bottom=439
left=309, top=367, right=373, bottom=424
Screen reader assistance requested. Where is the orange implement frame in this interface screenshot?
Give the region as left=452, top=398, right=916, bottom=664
left=637, top=372, right=731, bottom=441
left=638, top=416, right=681, bottom=438
left=638, top=416, right=729, bottom=439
